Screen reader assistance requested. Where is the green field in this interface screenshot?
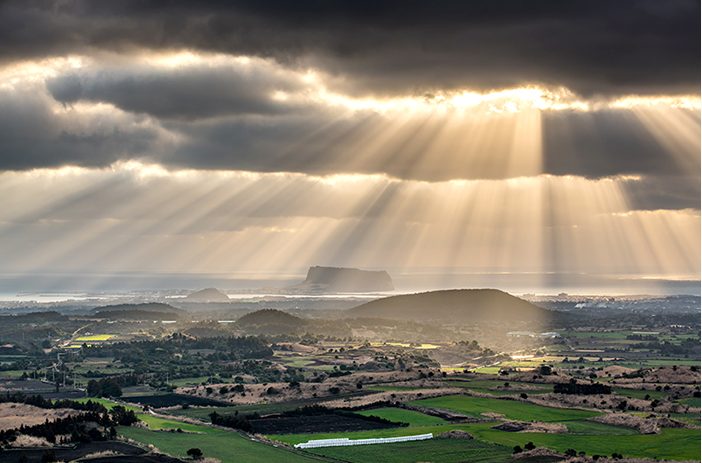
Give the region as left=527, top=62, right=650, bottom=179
left=0, top=370, right=29, bottom=379
left=167, top=376, right=223, bottom=386
left=474, top=367, right=502, bottom=374
left=369, top=385, right=419, bottom=392
left=307, top=438, right=513, bottom=463
left=410, top=395, right=602, bottom=422
left=272, top=423, right=488, bottom=445
left=612, top=387, right=668, bottom=400
left=468, top=423, right=701, bottom=461
left=358, top=408, right=446, bottom=426
left=137, top=414, right=210, bottom=432
left=274, top=420, right=700, bottom=461
left=668, top=412, right=701, bottom=427
left=564, top=420, right=639, bottom=435
left=74, top=398, right=141, bottom=413
left=75, top=334, right=116, bottom=341
left=446, top=380, right=552, bottom=396
left=676, top=397, right=701, bottom=407
left=119, top=426, right=324, bottom=463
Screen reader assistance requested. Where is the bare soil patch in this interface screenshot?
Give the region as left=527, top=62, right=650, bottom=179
left=437, top=430, right=475, bottom=439
left=492, top=421, right=568, bottom=434
left=0, top=403, right=80, bottom=431
left=177, top=370, right=449, bottom=406
left=512, top=447, right=566, bottom=460
left=321, top=387, right=465, bottom=409
left=589, top=412, right=698, bottom=434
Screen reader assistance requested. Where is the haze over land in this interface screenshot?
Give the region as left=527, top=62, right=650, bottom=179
left=0, top=1, right=699, bottom=297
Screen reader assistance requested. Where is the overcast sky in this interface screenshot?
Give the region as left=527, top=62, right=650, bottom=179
left=0, top=1, right=699, bottom=294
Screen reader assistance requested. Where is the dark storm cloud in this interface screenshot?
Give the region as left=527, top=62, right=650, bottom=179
left=620, top=175, right=701, bottom=211
left=542, top=109, right=699, bottom=179
left=1, top=0, right=699, bottom=97
left=5, top=75, right=700, bottom=195
left=0, top=84, right=169, bottom=170
left=46, top=62, right=307, bottom=120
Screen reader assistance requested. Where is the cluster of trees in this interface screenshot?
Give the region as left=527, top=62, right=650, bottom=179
left=0, top=406, right=137, bottom=446
left=0, top=392, right=107, bottom=412
left=554, top=380, right=612, bottom=395
left=513, top=441, right=536, bottom=453
left=87, top=377, right=122, bottom=398
left=209, top=410, right=254, bottom=433
left=631, top=338, right=700, bottom=355
left=84, top=335, right=272, bottom=364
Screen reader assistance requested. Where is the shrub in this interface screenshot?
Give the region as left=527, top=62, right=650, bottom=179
left=187, top=448, right=203, bottom=459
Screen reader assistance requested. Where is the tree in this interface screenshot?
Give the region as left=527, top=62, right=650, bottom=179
left=525, top=442, right=536, bottom=451
left=187, top=448, right=203, bottom=459
left=100, top=378, right=122, bottom=398
left=87, top=379, right=102, bottom=397
left=513, top=446, right=523, bottom=454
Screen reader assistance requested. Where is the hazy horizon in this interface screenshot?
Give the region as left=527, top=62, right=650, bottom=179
left=0, top=268, right=699, bottom=299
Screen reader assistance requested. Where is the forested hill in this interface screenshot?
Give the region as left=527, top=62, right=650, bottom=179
left=90, top=302, right=183, bottom=314
left=345, top=289, right=550, bottom=323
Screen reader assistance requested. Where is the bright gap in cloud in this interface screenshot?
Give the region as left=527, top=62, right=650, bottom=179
left=3, top=51, right=699, bottom=115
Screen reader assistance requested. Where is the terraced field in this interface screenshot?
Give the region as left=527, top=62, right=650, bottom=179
left=306, top=438, right=514, bottom=463
left=358, top=407, right=446, bottom=426
left=409, top=395, right=602, bottom=422
left=120, top=425, right=324, bottom=463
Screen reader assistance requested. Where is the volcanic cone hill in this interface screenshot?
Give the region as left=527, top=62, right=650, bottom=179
left=185, top=287, right=230, bottom=302
left=235, top=309, right=308, bottom=335
left=284, top=266, right=394, bottom=293
left=345, top=289, right=550, bottom=325
left=90, top=302, right=183, bottom=314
